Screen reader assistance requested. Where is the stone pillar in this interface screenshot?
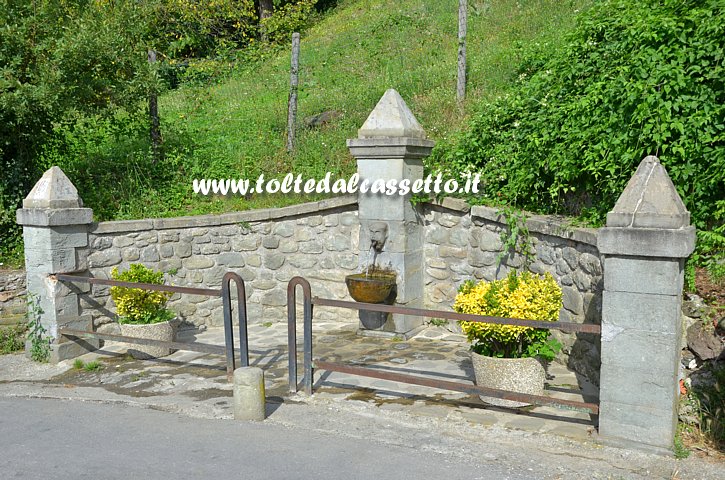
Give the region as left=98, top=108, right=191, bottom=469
left=347, top=89, right=434, bottom=338
left=16, top=166, right=98, bottom=362
left=597, top=156, right=695, bottom=453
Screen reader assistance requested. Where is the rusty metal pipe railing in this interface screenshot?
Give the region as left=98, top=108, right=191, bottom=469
left=287, top=276, right=313, bottom=394
left=312, top=297, right=600, bottom=334
left=54, top=274, right=220, bottom=297
left=60, top=328, right=231, bottom=356
left=53, top=272, right=249, bottom=381
left=222, top=272, right=249, bottom=378
left=315, top=360, right=599, bottom=414
left=286, top=276, right=601, bottom=415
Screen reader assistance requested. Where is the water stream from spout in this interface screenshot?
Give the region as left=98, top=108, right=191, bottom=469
left=364, top=245, right=373, bottom=277
left=371, top=248, right=379, bottom=274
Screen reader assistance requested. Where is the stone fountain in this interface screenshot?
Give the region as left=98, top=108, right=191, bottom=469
left=345, top=222, right=397, bottom=330
left=346, top=89, right=435, bottom=338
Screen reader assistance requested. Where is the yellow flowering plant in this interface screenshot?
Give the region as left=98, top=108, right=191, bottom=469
left=110, top=264, right=175, bottom=325
left=453, top=271, right=563, bottom=360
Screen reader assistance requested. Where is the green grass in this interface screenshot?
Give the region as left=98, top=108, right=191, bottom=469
left=19, top=0, right=589, bottom=237
left=146, top=0, right=589, bottom=218
left=74, top=359, right=104, bottom=371
left=0, top=0, right=592, bottom=263
left=0, top=324, right=26, bottom=354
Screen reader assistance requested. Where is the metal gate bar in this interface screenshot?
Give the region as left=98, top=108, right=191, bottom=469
left=287, top=276, right=600, bottom=414
left=315, top=360, right=599, bottom=414
left=60, top=329, right=231, bottom=356
left=54, top=272, right=249, bottom=380
left=313, top=297, right=601, bottom=334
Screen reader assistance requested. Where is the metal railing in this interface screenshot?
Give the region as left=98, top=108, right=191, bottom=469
left=54, top=271, right=249, bottom=381
left=287, top=276, right=600, bottom=414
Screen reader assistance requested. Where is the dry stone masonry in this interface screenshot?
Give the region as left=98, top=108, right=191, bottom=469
left=423, top=198, right=603, bottom=382
left=0, top=270, right=26, bottom=327
left=86, top=197, right=361, bottom=334
left=17, top=90, right=695, bottom=454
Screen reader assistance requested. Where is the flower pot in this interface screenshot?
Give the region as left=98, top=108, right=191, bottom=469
left=119, top=320, right=175, bottom=360
left=470, top=352, right=546, bottom=408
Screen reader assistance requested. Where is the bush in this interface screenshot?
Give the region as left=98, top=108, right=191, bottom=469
left=260, top=0, right=318, bottom=44
left=148, top=0, right=258, bottom=59
left=0, top=324, right=27, bottom=354
left=0, top=0, right=153, bottom=264
left=453, top=271, right=562, bottom=360
left=691, top=362, right=725, bottom=447
left=433, top=0, right=724, bottom=272
left=110, top=264, right=175, bottom=325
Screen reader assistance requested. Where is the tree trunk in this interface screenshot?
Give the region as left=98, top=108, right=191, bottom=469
left=257, top=0, right=273, bottom=41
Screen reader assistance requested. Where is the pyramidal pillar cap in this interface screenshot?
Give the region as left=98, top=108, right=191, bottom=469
left=23, top=166, right=84, bottom=209
left=357, top=89, right=427, bottom=139
left=605, top=156, right=691, bottom=229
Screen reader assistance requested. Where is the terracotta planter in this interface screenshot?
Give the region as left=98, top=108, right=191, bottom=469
left=119, top=320, right=175, bottom=360
left=470, top=352, right=545, bottom=408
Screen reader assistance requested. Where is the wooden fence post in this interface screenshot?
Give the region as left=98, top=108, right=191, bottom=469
left=148, top=49, right=162, bottom=163
left=286, top=33, right=301, bottom=153
left=457, top=0, right=467, bottom=107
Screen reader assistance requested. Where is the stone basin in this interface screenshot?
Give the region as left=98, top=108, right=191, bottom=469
left=345, top=272, right=397, bottom=305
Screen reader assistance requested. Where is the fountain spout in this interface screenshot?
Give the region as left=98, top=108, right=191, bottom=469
left=346, top=221, right=396, bottom=330
left=369, top=221, right=388, bottom=253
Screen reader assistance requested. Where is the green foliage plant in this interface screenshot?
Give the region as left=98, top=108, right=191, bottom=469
left=434, top=0, right=725, bottom=275
left=83, top=360, right=103, bottom=372
left=110, top=264, right=175, bottom=325
left=497, top=206, right=535, bottom=268
left=25, top=294, right=51, bottom=363
left=0, top=323, right=27, bottom=354
left=260, top=0, right=318, bottom=44
left=453, top=271, right=563, bottom=361
left=683, top=362, right=725, bottom=451
left=673, top=424, right=691, bottom=459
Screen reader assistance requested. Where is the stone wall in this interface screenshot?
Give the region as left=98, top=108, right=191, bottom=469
left=83, top=196, right=361, bottom=333
left=422, top=198, right=603, bottom=382
left=77, top=194, right=604, bottom=380
left=0, top=270, right=26, bottom=326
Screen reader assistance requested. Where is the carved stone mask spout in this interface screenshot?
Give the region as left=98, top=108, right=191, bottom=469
left=369, top=222, right=388, bottom=253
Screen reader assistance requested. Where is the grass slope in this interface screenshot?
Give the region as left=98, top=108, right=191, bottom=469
left=152, top=0, right=588, bottom=217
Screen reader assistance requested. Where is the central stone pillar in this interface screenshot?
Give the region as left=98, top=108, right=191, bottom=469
left=347, top=89, right=434, bottom=338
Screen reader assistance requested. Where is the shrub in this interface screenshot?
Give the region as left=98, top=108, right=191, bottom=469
left=110, top=264, right=175, bottom=325
left=453, top=271, right=562, bottom=360
left=148, top=0, right=258, bottom=59
left=432, top=0, right=725, bottom=274
left=0, top=324, right=27, bottom=354
left=260, top=0, right=318, bottom=44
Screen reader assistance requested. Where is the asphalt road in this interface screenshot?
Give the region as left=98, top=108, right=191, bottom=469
left=0, top=397, right=533, bottom=480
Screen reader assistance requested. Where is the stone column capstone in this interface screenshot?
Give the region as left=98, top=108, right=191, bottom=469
left=16, top=166, right=98, bottom=362
left=597, top=155, right=695, bottom=453
left=347, top=89, right=434, bottom=338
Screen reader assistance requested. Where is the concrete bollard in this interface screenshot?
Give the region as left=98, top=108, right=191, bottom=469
left=233, top=367, right=266, bottom=421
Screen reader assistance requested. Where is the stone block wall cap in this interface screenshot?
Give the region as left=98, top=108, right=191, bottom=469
left=347, top=137, right=435, bottom=147
left=357, top=89, right=427, bottom=139
left=426, top=197, right=471, bottom=213
left=22, top=166, right=83, bottom=209
left=606, top=155, right=690, bottom=228
left=17, top=207, right=93, bottom=226
left=598, top=225, right=695, bottom=257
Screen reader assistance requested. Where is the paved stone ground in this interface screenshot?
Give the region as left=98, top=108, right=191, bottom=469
left=24, top=322, right=595, bottom=437
left=2, top=322, right=724, bottom=479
